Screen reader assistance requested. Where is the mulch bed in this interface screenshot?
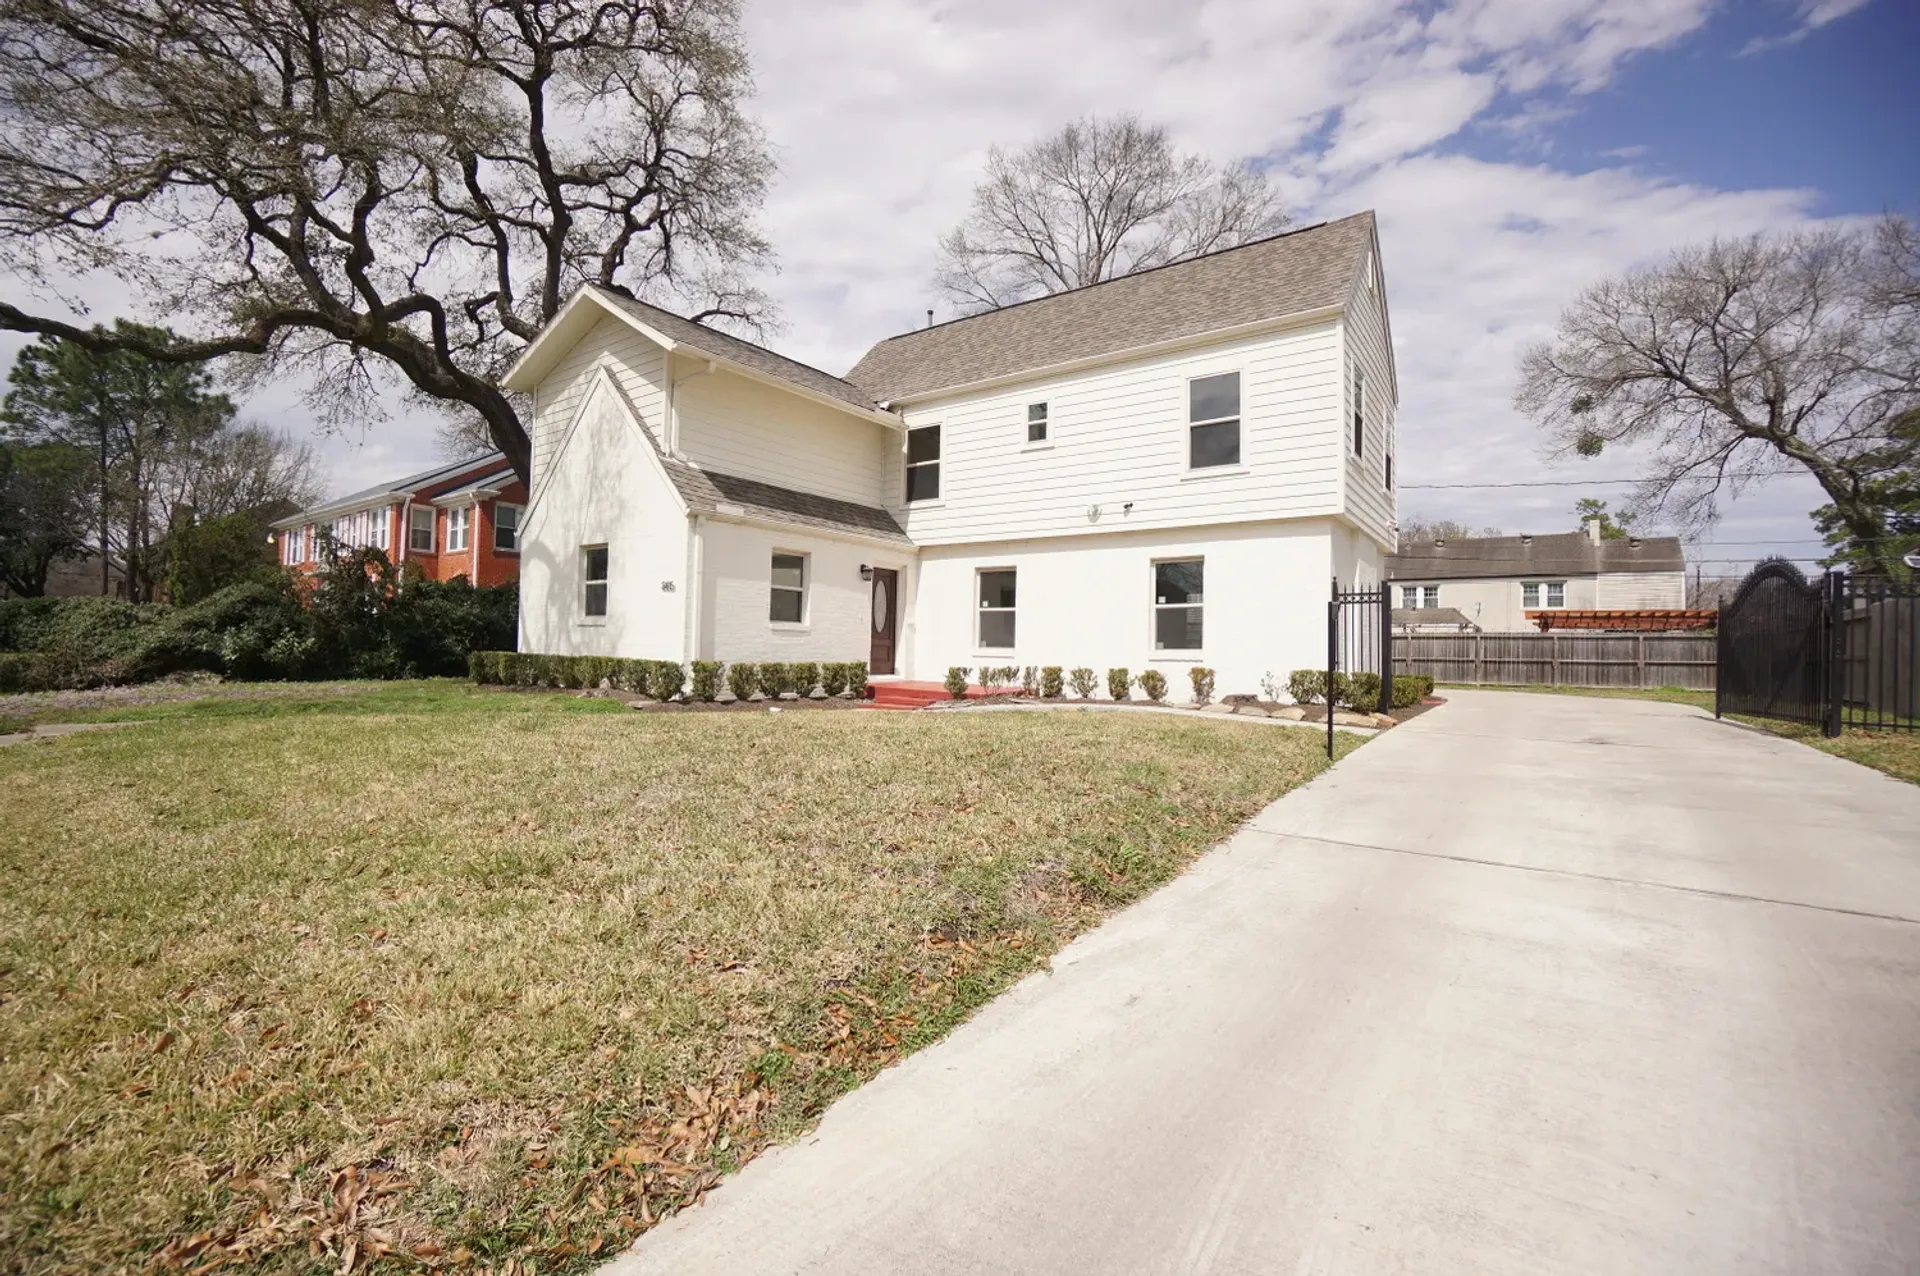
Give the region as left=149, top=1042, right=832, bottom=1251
left=569, top=689, right=868, bottom=712
left=926, top=694, right=1447, bottom=725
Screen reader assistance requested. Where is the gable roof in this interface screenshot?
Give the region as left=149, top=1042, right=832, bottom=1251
left=844, top=212, right=1378, bottom=403
left=659, top=458, right=912, bottom=546
left=1386, top=532, right=1686, bottom=581
left=275, top=453, right=507, bottom=528
left=429, top=462, right=519, bottom=504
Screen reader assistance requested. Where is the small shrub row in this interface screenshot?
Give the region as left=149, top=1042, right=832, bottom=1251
left=1283, top=669, right=1434, bottom=710
left=470, top=653, right=869, bottom=701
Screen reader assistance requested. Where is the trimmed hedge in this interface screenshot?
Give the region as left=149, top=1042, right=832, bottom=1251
left=468, top=654, right=874, bottom=701
left=1137, top=669, right=1168, bottom=702
left=1040, top=666, right=1064, bottom=699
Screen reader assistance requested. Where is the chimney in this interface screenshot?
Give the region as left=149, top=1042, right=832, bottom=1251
left=926, top=308, right=934, bottom=329
left=1583, top=516, right=1603, bottom=544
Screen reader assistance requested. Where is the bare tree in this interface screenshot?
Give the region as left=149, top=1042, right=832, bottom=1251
left=935, top=115, right=1286, bottom=313
left=1397, top=516, right=1502, bottom=546
left=0, top=0, right=774, bottom=481
left=154, top=423, right=323, bottom=530
left=1516, top=217, right=1920, bottom=578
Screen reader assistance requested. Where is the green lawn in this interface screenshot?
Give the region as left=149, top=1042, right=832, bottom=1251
left=0, top=682, right=1350, bottom=1273
left=1445, top=683, right=1920, bottom=785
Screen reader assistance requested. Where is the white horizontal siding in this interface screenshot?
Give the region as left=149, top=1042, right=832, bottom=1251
left=889, top=321, right=1344, bottom=546
left=1596, top=571, right=1687, bottom=610
left=531, top=315, right=668, bottom=489
left=1341, top=260, right=1397, bottom=552
left=674, top=366, right=890, bottom=506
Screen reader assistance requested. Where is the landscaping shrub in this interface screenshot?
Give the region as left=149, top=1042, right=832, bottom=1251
left=1021, top=666, right=1039, bottom=696
left=1389, top=673, right=1434, bottom=708
left=791, top=661, right=821, bottom=697
left=1068, top=667, right=1098, bottom=698
left=944, top=666, right=970, bottom=699
left=819, top=662, right=848, bottom=697
left=756, top=662, right=792, bottom=698
left=1106, top=667, right=1131, bottom=700
left=1138, top=669, right=1168, bottom=702
left=1343, top=671, right=1382, bottom=711
left=979, top=665, right=1018, bottom=689
left=1286, top=669, right=1351, bottom=706
left=1041, top=666, right=1064, bottom=698
left=727, top=661, right=758, bottom=698
left=647, top=660, right=686, bottom=701
left=847, top=660, right=869, bottom=698
left=1189, top=666, right=1215, bottom=705
left=690, top=660, right=724, bottom=701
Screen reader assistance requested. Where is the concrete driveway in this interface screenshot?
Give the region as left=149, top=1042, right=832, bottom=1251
left=608, top=690, right=1920, bottom=1276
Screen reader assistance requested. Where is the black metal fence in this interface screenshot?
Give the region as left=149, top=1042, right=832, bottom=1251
left=1327, top=580, right=1393, bottom=757
left=1716, top=562, right=1918, bottom=735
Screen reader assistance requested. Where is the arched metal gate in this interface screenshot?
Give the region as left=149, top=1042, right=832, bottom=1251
left=1715, top=561, right=1833, bottom=729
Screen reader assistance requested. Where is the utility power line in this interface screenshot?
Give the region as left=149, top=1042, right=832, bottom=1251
left=1400, top=472, right=1779, bottom=490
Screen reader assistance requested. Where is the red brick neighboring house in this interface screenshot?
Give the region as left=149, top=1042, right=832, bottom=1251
left=270, top=453, right=527, bottom=587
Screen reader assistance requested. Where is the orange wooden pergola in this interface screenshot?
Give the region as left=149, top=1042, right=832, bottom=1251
left=1527, top=609, right=1718, bottom=632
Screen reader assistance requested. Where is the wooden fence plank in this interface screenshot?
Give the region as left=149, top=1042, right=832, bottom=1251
left=1394, top=632, right=1717, bottom=690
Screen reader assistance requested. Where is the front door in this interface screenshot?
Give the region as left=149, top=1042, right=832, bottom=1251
left=869, top=568, right=899, bottom=675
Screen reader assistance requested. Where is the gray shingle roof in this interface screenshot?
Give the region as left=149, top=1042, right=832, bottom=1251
left=1393, top=607, right=1479, bottom=630
left=588, top=287, right=883, bottom=414
left=429, top=462, right=518, bottom=502
left=660, top=458, right=911, bottom=546
left=277, top=452, right=507, bottom=526
left=1387, top=533, right=1686, bottom=581
left=844, top=212, right=1378, bottom=402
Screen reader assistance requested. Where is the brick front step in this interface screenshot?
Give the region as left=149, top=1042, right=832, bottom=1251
left=867, top=681, right=1018, bottom=710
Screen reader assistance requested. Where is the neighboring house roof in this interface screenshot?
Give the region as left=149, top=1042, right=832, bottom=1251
left=1387, top=532, right=1685, bottom=581
left=660, top=458, right=912, bottom=547
left=1393, top=606, right=1478, bottom=630
left=429, top=464, right=519, bottom=505
left=844, top=212, right=1379, bottom=403
left=275, top=453, right=508, bottom=527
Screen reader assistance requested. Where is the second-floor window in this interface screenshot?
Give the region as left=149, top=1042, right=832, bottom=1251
left=1188, top=373, right=1240, bottom=469
left=409, top=506, right=435, bottom=552
left=1523, top=581, right=1566, bottom=609
left=1351, top=364, right=1366, bottom=458
left=494, top=504, right=522, bottom=553
left=445, top=506, right=470, bottom=552
left=905, top=425, right=940, bottom=502
left=1401, top=584, right=1439, bottom=609
left=977, top=569, right=1016, bottom=649
left=770, top=552, right=806, bottom=623
left=1027, top=402, right=1048, bottom=444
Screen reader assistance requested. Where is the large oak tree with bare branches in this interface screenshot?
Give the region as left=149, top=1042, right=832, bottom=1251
left=1516, top=217, right=1920, bottom=579
left=935, top=115, right=1286, bottom=314
left=0, top=0, right=774, bottom=480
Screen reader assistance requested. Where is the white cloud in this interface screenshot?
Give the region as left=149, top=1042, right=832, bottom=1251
left=0, top=0, right=1855, bottom=565
left=1741, top=0, right=1875, bottom=54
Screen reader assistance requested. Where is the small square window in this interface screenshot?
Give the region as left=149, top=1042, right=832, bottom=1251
left=494, top=504, right=522, bottom=553
left=770, top=552, right=806, bottom=624
left=1027, top=402, right=1048, bottom=443
left=583, top=545, right=608, bottom=617
left=905, top=424, right=941, bottom=503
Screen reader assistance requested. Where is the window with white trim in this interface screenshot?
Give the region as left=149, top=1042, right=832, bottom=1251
left=976, top=569, right=1016, bottom=649
left=1026, top=402, right=1048, bottom=444
left=445, top=506, right=470, bottom=552
left=1153, top=559, right=1204, bottom=650
left=905, top=424, right=941, bottom=502
left=409, top=506, right=435, bottom=552
left=494, top=503, right=522, bottom=553
left=370, top=507, right=389, bottom=550
left=769, top=552, right=806, bottom=624
left=1350, top=363, right=1365, bottom=458
left=283, top=530, right=302, bottom=565
left=583, top=545, right=609, bottom=617
left=1522, top=581, right=1566, bottom=609
left=1188, top=373, right=1240, bottom=469
left=1401, top=584, right=1439, bottom=609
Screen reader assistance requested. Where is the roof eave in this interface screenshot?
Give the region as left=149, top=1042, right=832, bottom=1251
left=873, top=302, right=1346, bottom=407
left=272, top=492, right=405, bottom=529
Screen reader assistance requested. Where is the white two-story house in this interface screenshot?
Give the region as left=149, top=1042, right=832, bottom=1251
left=501, top=212, right=1397, bottom=696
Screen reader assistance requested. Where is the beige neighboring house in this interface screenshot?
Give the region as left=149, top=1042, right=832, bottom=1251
left=1386, top=520, right=1685, bottom=633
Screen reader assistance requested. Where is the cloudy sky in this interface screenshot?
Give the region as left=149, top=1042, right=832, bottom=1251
left=10, top=0, right=1916, bottom=578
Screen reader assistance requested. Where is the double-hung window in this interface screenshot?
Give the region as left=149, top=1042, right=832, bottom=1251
left=769, top=552, right=806, bottom=624
left=371, top=507, right=390, bottom=551
left=1522, top=581, right=1566, bottom=609
left=905, top=424, right=941, bottom=502
left=409, top=506, right=436, bottom=552
left=977, top=569, right=1016, bottom=649
left=1350, top=363, right=1366, bottom=458
left=445, top=506, right=470, bottom=552
left=1188, top=373, right=1240, bottom=469
left=582, top=545, right=609, bottom=618
left=1402, top=584, right=1439, bottom=610
left=494, top=503, right=522, bottom=553
left=1153, top=559, right=1204, bottom=650
left=1026, top=402, right=1048, bottom=444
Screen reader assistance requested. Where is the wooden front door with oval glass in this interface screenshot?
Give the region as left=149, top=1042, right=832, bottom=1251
left=869, top=568, right=898, bottom=675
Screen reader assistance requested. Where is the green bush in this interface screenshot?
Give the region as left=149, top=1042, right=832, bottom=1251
left=791, top=661, right=821, bottom=697
left=0, top=652, right=30, bottom=693
left=1188, top=666, right=1216, bottom=705
left=1041, top=666, right=1064, bottom=698
left=820, top=662, right=848, bottom=697
left=690, top=660, right=724, bottom=701
left=727, top=661, right=758, bottom=698
left=1137, top=669, right=1168, bottom=702
left=1068, top=667, right=1098, bottom=698
left=1389, top=673, right=1434, bottom=708
left=755, top=662, right=790, bottom=698
left=648, top=660, right=686, bottom=701
left=1286, top=669, right=1352, bottom=706
left=1106, top=667, right=1131, bottom=700
left=1344, top=671, right=1382, bottom=710
left=944, top=666, right=970, bottom=698
left=1021, top=666, right=1039, bottom=696
left=847, top=660, right=869, bottom=698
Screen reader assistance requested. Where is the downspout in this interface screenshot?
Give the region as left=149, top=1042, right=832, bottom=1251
left=469, top=501, right=479, bottom=580
left=396, top=501, right=408, bottom=565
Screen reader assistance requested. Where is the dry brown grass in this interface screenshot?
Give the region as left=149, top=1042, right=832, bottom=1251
left=0, top=683, right=1345, bottom=1273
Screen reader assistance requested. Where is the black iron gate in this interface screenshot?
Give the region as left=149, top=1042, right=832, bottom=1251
left=1716, top=562, right=1919, bottom=736
left=1327, top=580, right=1394, bottom=757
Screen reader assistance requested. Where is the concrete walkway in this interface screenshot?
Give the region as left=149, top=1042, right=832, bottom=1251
left=608, top=690, right=1920, bottom=1276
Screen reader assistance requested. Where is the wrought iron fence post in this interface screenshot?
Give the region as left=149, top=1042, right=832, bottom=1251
left=1824, top=570, right=1845, bottom=738
left=1326, top=590, right=1337, bottom=759
left=1714, top=618, right=1724, bottom=719
left=1377, top=584, right=1393, bottom=713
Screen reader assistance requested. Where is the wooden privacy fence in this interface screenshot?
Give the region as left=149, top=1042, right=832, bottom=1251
left=1395, top=632, right=1717, bottom=690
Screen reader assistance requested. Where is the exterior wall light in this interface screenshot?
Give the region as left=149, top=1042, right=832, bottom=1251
left=859, top=564, right=874, bottom=581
